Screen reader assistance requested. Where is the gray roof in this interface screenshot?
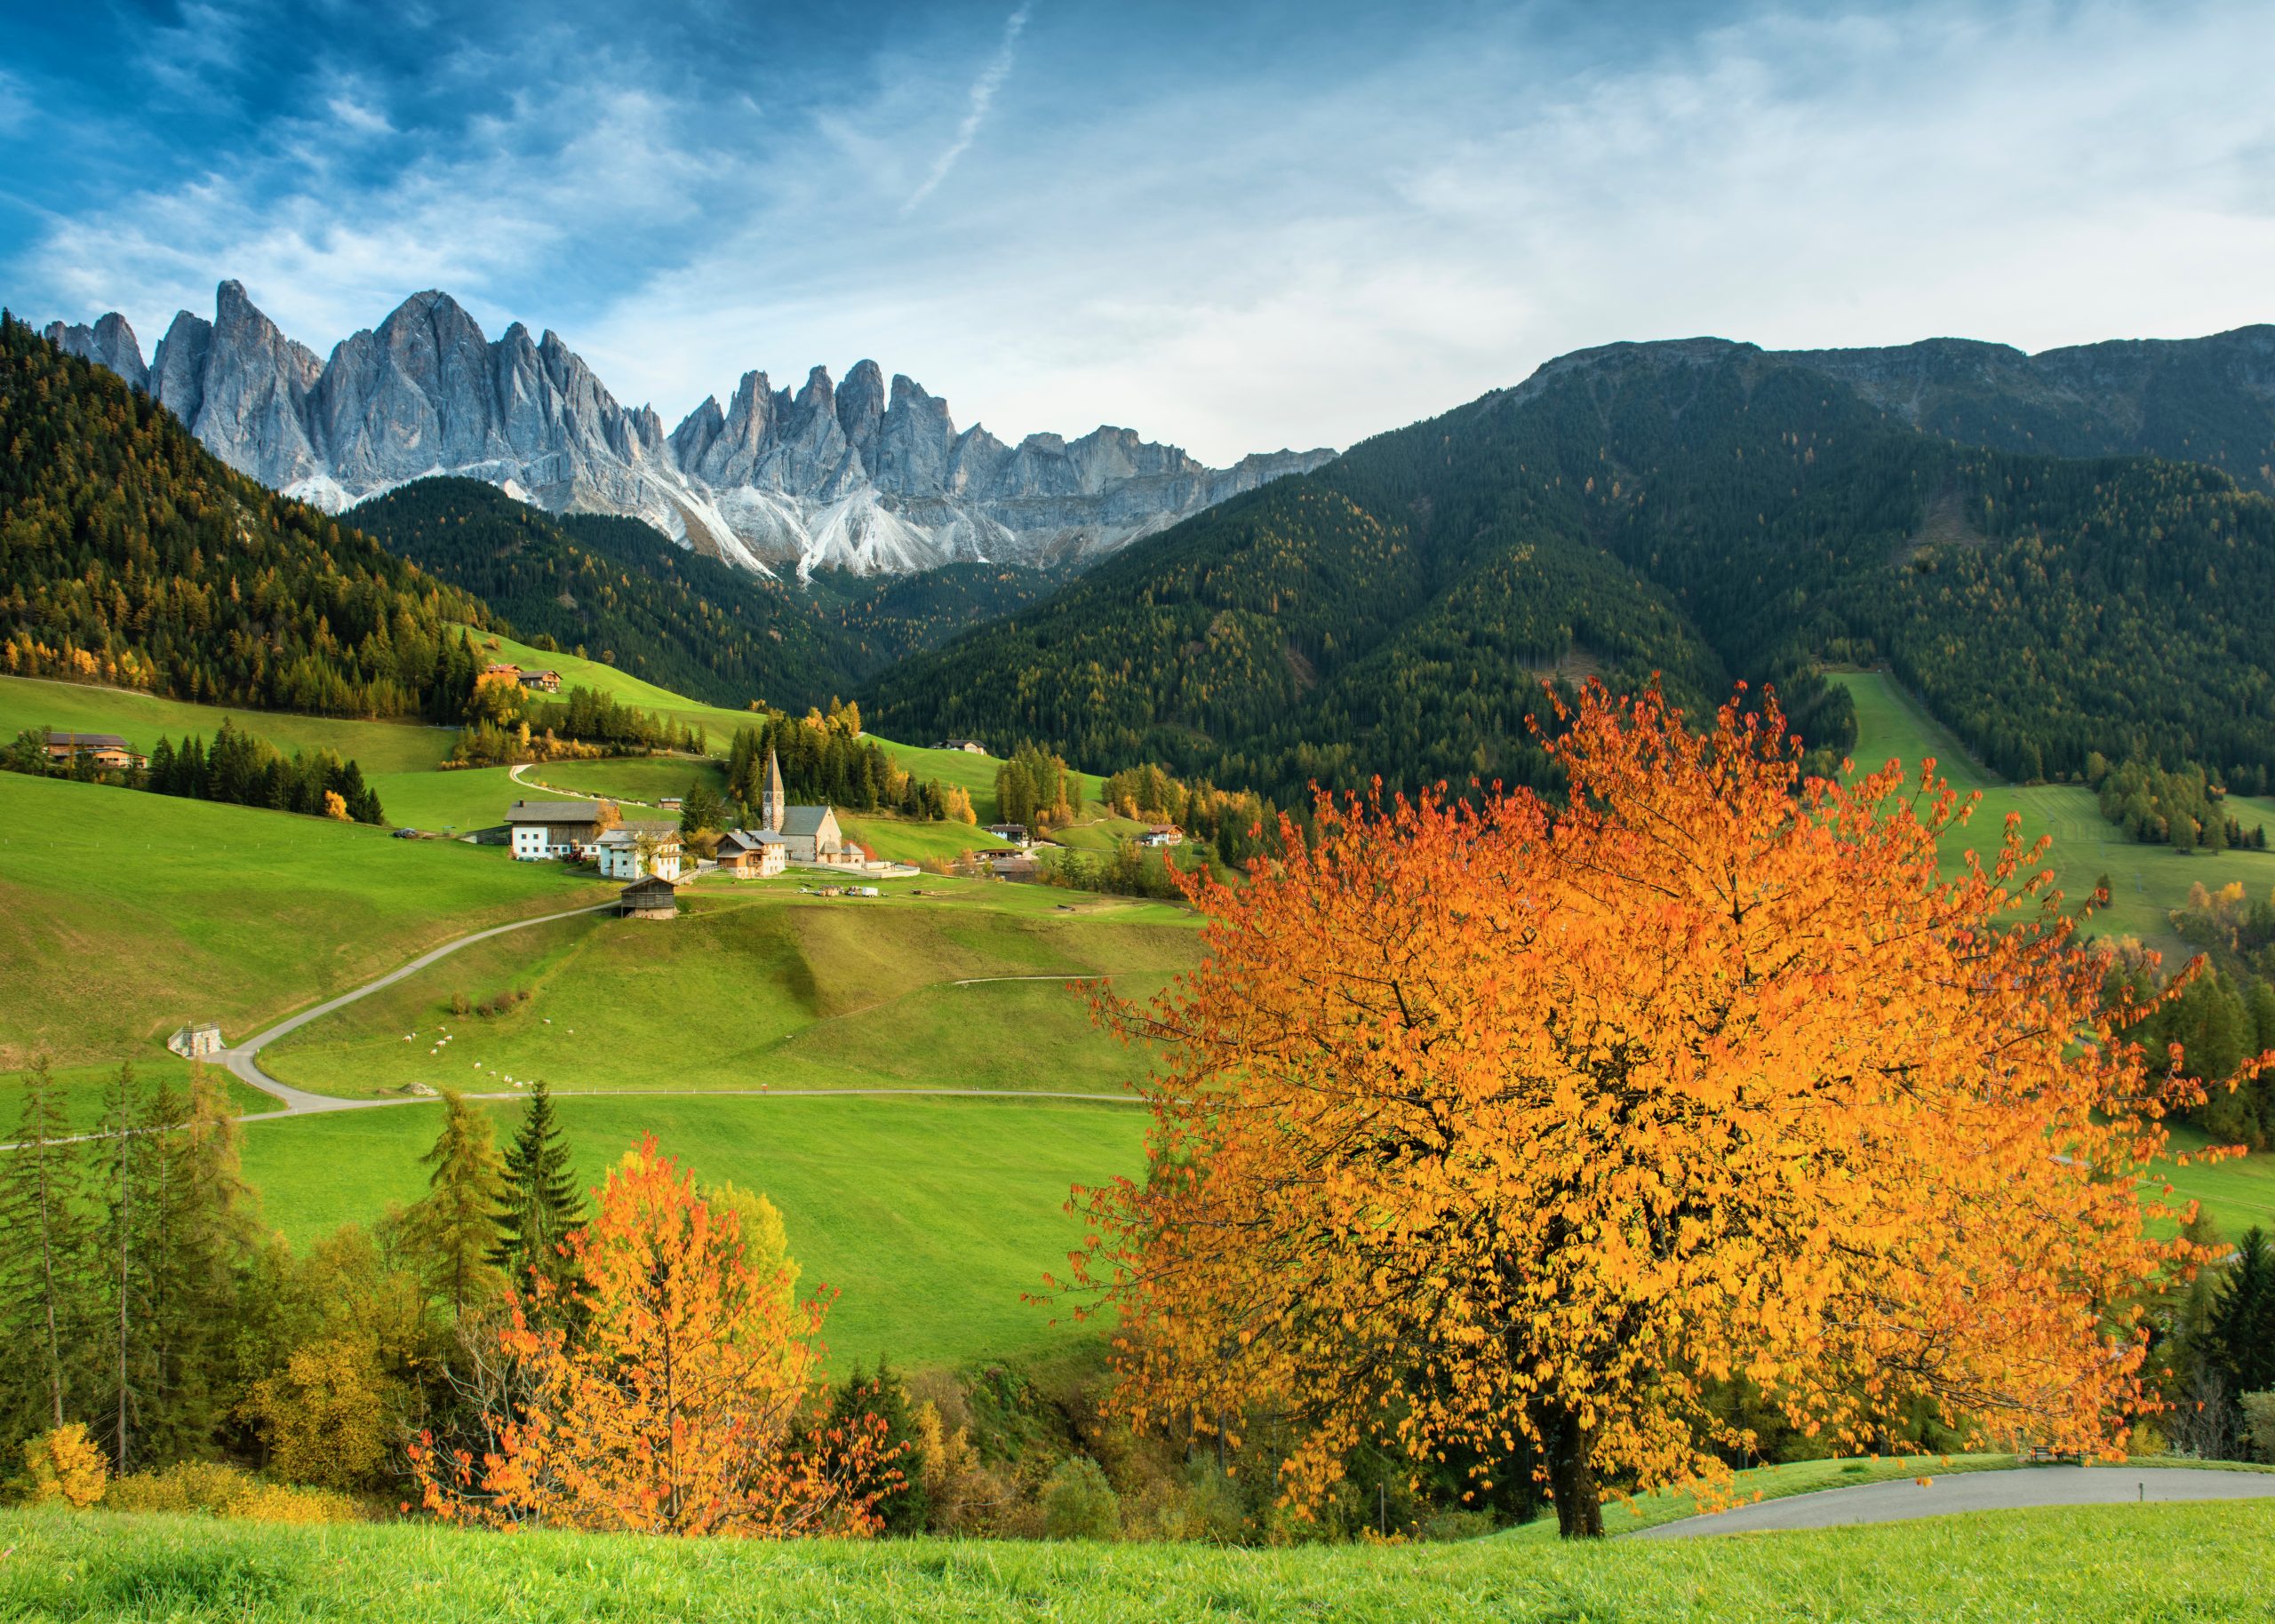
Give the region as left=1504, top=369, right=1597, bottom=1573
left=505, top=800, right=602, bottom=824
left=50, top=731, right=133, bottom=750
left=779, top=806, right=836, bottom=838
left=720, top=829, right=790, bottom=853
left=598, top=820, right=681, bottom=845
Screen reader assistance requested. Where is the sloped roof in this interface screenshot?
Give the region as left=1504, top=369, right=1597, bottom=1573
left=505, top=800, right=602, bottom=824
left=720, top=828, right=790, bottom=853
left=598, top=820, right=682, bottom=846
left=779, top=806, right=836, bottom=838
left=49, top=732, right=132, bottom=750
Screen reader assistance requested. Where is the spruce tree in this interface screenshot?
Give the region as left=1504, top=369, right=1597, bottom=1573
left=0, top=1060, right=92, bottom=1436
left=490, top=1079, right=587, bottom=1299
left=403, top=1091, right=508, bottom=1317
left=2213, top=1228, right=2275, bottom=1396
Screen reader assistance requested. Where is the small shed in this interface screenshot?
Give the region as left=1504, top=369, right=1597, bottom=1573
left=167, top=1022, right=224, bottom=1059
left=619, top=875, right=681, bottom=919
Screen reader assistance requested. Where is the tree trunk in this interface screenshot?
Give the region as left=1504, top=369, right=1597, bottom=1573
left=1542, top=1404, right=1604, bottom=1539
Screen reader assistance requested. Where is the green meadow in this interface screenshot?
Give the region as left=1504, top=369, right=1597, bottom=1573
left=7, top=1500, right=2272, bottom=1621
left=1835, top=670, right=2275, bottom=961
left=0, top=763, right=614, bottom=1073
left=239, top=1093, right=1143, bottom=1373
left=257, top=880, right=1193, bottom=1100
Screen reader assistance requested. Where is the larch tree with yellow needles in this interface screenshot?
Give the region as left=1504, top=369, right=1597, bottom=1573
left=1062, top=681, right=2251, bottom=1537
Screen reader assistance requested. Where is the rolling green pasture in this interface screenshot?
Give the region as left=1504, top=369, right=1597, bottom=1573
left=1835, top=671, right=2275, bottom=962
left=0, top=769, right=614, bottom=1074
left=515, top=752, right=725, bottom=807
left=475, top=629, right=1105, bottom=820
left=8, top=1500, right=2272, bottom=1621
left=0, top=1057, right=278, bottom=1138
left=836, top=810, right=1018, bottom=864
left=259, top=880, right=1194, bottom=1101
left=240, top=1094, right=1141, bottom=1373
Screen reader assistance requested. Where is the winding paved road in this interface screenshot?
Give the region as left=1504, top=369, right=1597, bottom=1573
left=223, top=902, right=620, bottom=1118
left=210, top=905, right=1141, bottom=1121
left=1634, top=1467, right=2275, bottom=1539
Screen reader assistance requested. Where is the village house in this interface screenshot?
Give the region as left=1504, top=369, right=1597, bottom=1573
left=986, top=852, right=1040, bottom=881
left=986, top=822, right=1031, bottom=846
left=595, top=820, right=684, bottom=880
left=45, top=731, right=147, bottom=771
left=1137, top=824, right=1184, bottom=848
left=756, top=748, right=849, bottom=863
left=505, top=800, right=606, bottom=860
left=934, top=738, right=987, bottom=754
left=714, top=828, right=789, bottom=878
left=517, top=668, right=563, bottom=693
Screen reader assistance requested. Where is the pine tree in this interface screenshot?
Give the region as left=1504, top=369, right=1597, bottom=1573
left=0, top=1060, right=92, bottom=1436
left=490, top=1079, right=587, bottom=1299
left=403, top=1091, right=509, bottom=1318
left=2212, top=1229, right=2275, bottom=1397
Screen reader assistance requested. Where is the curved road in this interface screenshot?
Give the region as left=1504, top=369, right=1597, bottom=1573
left=215, top=905, right=1141, bottom=1120
left=1634, top=1467, right=2275, bottom=1539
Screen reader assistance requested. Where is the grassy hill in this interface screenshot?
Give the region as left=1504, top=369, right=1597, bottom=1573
left=241, top=1093, right=1142, bottom=1373
left=258, top=879, right=1195, bottom=1101
left=0, top=767, right=613, bottom=1074
left=6, top=1499, right=2271, bottom=1620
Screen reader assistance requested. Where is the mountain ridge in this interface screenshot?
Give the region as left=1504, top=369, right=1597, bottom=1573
left=45, top=282, right=1335, bottom=580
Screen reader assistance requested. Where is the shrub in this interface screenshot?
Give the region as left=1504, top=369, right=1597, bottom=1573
left=451, top=991, right=472, bottom=1016
left=17, top=1424, right=108, bottom=1509
left=106, top=1461, right=363, bottom=1524
left=1041, top=1455, right=1120, bottom=1540
left=2243, top=1392, right=2275, bottom=1464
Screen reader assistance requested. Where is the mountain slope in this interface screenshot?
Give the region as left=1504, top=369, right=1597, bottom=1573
left=347, top=476, right=1060, bottom=710
left=46, top=283, right=1333, bottom=578
left=0, top=313, right=491, bottom=719
left=864, top=338, right=2275, bottom=797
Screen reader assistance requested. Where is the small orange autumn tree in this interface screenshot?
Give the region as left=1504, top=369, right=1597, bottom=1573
left=411, top=1137, right=898, bottom=1536
left=1061, top=681, right=2249, bottom=1538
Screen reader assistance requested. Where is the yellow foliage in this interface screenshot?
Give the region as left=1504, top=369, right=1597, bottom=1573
left=242, top=1335, right=393, bottom=1490
left=108, top=1460, right=362, bottom=1524
left=323, top=789, right=349, bottom=820
left=18, top=1424, right=108, bottom=1509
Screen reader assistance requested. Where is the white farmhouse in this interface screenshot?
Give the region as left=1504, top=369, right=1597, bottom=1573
left=506, top=800, right=606, bottom=861
left=595, top=821, right=685, bottom=880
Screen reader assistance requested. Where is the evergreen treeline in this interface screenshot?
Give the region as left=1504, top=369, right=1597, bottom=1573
left=863, top=345, right=2275, bottom=800
left=1, top=720, right=386, bottom=824
left=994, top=744, right=1077, bottom=831
left=722, top=700, right=972, bottom=824
left=2092, top=755, right=2268, bottom=851
left=348, top=476, right=1059, bottom=712
left=0, top=314, right=493, bottom=719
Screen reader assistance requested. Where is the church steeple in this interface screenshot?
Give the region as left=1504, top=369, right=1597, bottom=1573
left=762, top=747, right=785, bottom=832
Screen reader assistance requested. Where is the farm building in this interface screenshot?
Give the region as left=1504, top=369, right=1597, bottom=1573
left=715, top=829, right=789, bottom=878
left=934, top=738, right=987, bottom=754
left=986, top=823, right=1030, bottom=845
left=619, top=875, right=682, bottom=919
left=986, top=852, right=1040, bottom=881
left=505, top=800, right=606, bottom=860
left=167, top=1022, right=224, bottom=1059
left=517, top=668, right=563, bottom=692
left=44, top=731, right=147, bottom=770
left=595, top=821, right=685, bottom=880
left=1136, top=825, right=1184, bottom=848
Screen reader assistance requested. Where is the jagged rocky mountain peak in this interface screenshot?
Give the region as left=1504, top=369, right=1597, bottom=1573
left=44, top=278, right=1337, bottom=577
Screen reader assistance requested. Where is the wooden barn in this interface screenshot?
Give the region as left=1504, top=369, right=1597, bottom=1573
left=619, top=875, right=682, bottom=919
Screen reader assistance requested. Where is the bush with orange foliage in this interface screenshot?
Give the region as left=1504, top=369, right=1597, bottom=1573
left=411, top=1137, right=899, bottom=1536
left=1062, top=681, right=2257, bottom=1537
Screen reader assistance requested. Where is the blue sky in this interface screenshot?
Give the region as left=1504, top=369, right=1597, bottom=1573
left=4, top=0, right=2271, bottom=463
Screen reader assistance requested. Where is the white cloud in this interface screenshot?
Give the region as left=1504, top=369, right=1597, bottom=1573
left=17, top=0, right=2275, bottom=466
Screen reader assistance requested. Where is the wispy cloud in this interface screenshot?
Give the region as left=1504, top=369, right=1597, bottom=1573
left=901, top=2, right=1032, bottom=215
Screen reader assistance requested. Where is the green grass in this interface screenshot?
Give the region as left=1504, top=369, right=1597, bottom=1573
left=836, top=811, right=1018, bottom=864
left=240, top=1094, right=1144, bottom=1373
left=0, top=1057, right=279, bottom=1136
left=515, top=753, right=727, bottom=808
left=474, top=629, right=1108, bottom=821
left=1835, top=671, right=2275, bottom=964
left=259, top=881, right=1194, bottom=1101
left=0, top=769, right=616, bottom=1072
left=2159, top=1124, right=2275, bottom=1239
left=7, top=1500, right=2274, bottom=1620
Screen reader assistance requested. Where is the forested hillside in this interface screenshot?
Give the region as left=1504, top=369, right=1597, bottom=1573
left=865, top=340, right=2275, bottom=799
left=343, top=477, right=1062, bottom=712
left=0, top=313, right=492, bottom=718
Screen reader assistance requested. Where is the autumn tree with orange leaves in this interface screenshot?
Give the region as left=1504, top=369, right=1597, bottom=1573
left=412, top=1137, right=898, bottom=1537
left=1063, top=681, right=2255, bottom=1538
